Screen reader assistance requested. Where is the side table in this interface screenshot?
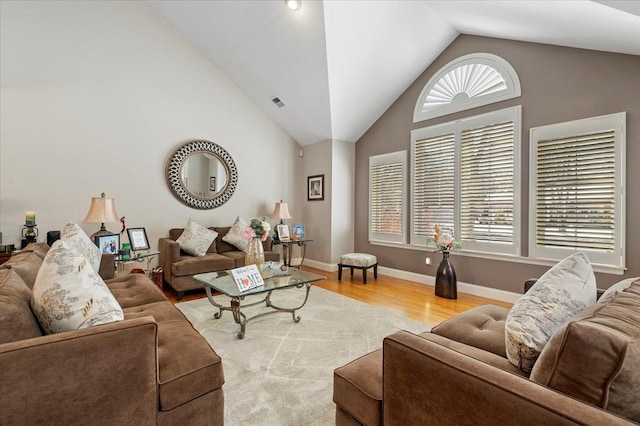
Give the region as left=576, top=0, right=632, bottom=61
left=115, top=251, right=160, bottom=276
left=271, top=239, right=313, bottom=268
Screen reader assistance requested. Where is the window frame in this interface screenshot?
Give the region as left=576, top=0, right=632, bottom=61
left=411, top=106, right=522, bottom=256
left=529, top=112, right=626, bottom=268
left=369, top=150, right=408, bottom=245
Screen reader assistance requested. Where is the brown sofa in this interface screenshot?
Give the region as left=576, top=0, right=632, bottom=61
left=0, top=243, right=224, bottom=425
left=159, top=225, right=280, bottom=300
left=334, top=280, right=640, bottom=425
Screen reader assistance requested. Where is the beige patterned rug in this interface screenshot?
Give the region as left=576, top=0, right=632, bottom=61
left=177, top=286, right=430, bottom=425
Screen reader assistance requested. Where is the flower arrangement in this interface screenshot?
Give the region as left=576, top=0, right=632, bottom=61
left=427, top=224, right=463, bottom=253
left=243, top=217, right=271, bottom=242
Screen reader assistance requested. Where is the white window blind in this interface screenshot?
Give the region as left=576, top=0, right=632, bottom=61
left=411, top=106, right=520, bottom=255
left=460, top=121, right=514, bottom=245
left=530, top=112, right=626, bottom=268
left=369, top=151, right=407, bottom=244
left=413, top=132, right=455, bottom=239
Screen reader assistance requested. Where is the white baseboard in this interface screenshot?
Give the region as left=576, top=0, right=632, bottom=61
left=301, top=261, right=521, bottom=304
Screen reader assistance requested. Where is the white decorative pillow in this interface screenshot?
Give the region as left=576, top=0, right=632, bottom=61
left=61, top=223, right=102, bottom=272
left=222, top=216, right=250, bottom=251
left=505, top=252, right=596, bottom=372
left=31, top=240, right=123, bottom=334
left=598, top=277, right=639, bottom=304
left=176, top=218, right=218, bottom=257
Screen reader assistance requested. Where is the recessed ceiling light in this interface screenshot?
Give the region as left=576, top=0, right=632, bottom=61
left=285, top=0, right=301, bottom=12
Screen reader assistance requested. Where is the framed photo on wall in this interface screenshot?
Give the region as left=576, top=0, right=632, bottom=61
left=276, top=224, right=290, bottom=241
left=96, top=234, right=120, bottom=255
left=307, top=174, right=324, bottom=201
left=127, top=227, right=150, bottom=251
left=292, top=224, right=305, bottom=240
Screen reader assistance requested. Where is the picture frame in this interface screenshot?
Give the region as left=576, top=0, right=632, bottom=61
left=292, top=223, right=305, bottom=240
left=276, top=224, right=290, bottom=241
left=307, top=174, right=324, bottom=201
left=96, top=234, right=120, bottom=255
left=127, top=227, right=150, bottom=251
left=209, top=176, right=216, bottom=192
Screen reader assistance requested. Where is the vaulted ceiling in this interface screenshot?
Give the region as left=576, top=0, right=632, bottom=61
left=148, top=0, right=640, bottom=146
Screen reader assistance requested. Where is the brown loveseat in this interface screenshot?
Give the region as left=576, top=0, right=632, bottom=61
left=159, top=225, right=280, bottom=300
left=334, top=280, right=640, bottom=425
left=0, top=243, right=224, bottom=425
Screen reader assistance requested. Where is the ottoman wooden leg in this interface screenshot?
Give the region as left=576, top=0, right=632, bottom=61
left=374, top=264, right=378, bottom=279
left=338, top=264, right=343, bottom=281
left=363, top=267, right=367, bottom=284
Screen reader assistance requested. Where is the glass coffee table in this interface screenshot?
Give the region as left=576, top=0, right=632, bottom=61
left=194, top=268, right=326, bottom=339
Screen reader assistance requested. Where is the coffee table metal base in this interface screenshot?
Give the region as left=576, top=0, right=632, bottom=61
left=205, top=283, right=311, bottom=339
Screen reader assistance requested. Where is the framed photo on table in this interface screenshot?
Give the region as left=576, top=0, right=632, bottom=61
left=307, top=174, right=324, bottom=201
left=276, top=224, right=290, bottom=241
left=96, top=234, right=120, bottom=255
left=127, top=227, right=150, bottom=251
left=292, top=224, right=305, bottom=240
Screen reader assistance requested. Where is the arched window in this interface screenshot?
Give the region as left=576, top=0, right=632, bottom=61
left=414, top=53, right=521, bottom=122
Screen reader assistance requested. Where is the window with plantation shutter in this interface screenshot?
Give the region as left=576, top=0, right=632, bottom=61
left=530, top=112, right=626, bottom=268
left=369, top=151, right=407, bottom=244
left=412, top=106, right=520, bottom=255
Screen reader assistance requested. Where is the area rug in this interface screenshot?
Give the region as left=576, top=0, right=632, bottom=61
left=177, top=286, right=430, bottom=425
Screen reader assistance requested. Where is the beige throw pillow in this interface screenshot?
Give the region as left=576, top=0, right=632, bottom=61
left=31, top=240, right=123, bottom=334
left=176, top=218, right=218, bottom=257
left=222, top=216, right=250, bottom=251
left=505, top=252, right=596, bottom=372
left=61, top=223, right=102, bottom=272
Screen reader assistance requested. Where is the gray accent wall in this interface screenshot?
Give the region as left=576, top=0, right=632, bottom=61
left=355, top=34, right=640, bottom=292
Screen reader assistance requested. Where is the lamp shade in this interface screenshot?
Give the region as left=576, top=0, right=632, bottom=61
left=83, top=193, right=119, bottom=224
left=271, top=201, right=292, bottom=221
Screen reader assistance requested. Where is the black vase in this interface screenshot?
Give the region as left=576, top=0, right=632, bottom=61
left=435, top=251, right=457, bottom=299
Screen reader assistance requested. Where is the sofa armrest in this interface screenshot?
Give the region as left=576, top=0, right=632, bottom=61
left=382, top=330, right=633, bottom=425
left=99, top=253, right=115, bottom=280
left=159, top=237, right=181, bottom=281
left=0, top=317, right=158, bottom=425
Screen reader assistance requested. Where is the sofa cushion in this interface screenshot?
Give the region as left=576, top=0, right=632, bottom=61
left=220, top=251, right=246, bottom=268
left=221, top=216, right=250, bottom=251
left=14, top=242, right=50, bottom=259
left=333, top=349, right=383, bottom=426
left=106, top=273, right=167, bottom=308
left=0, top=269, right=43, bottom=343
left=1, top=250, right=43, bottom=289
left=530, top=281, right=640, bottom=422
left=213, top=227, right=237, bottom=253
left=505, top=252, right=596, bottom=372
left=31, top=240, right=123, bottom=334
left=432, top=304, right=510, bottom=358
left=171, top=253, right=235, bottom=277
left=157, top=320, right=225, bottom=411
left=176, top=219, right=218, bottom=257
left=599, top=277, right=639, bottom=304
left=123, top=301, right=188, bottom=323
left=61, top=223, right=102, bottom=272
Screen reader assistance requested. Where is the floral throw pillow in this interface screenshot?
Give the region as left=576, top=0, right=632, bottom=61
left=222, top=216, right=250, bottom=251
left=31, top=240, right=123, bottom=334
left=61, top=223, right=102, bottom=272
left=176, top=218, right=218, bottom=257
left=505, top=252, right=597, bottom=372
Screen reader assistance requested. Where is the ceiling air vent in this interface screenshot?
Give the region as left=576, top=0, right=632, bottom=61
left=271, top=97, right=286, bottom=108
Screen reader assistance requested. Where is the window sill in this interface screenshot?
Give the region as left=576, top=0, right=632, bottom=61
left=369, top=240, right=626, bottom=275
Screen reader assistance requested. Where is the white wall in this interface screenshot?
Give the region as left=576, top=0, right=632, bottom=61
left=0, top=1, right=300, bottom=253
left=330, top=140, right=355, bottom=263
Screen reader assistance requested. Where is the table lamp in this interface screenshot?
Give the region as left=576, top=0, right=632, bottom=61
left=271, top=200, right=292, bottom=239
left=83, top=192, right=120, bottom=240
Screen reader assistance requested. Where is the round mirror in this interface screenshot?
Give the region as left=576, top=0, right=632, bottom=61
left=166, top=140, right=238, bottom=209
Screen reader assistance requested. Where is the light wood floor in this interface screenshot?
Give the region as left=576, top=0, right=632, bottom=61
left=163, top=266, right=512, bottom=325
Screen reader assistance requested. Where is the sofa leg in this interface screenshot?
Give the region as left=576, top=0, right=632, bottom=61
left=177, top=291, right=185, bottom=302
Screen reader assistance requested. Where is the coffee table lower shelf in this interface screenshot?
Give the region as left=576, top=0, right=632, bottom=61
left=204, top=284, right=311, bottom=339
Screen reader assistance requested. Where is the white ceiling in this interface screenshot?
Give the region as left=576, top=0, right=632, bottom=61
left=148, top=0, right=640, bottom=146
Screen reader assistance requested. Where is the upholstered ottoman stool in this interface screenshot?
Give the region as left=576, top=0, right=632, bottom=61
left=338, top=253, right=377, bottom=284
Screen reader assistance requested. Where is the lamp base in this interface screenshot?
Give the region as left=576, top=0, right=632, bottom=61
left=90, top=223, right=115, bottom=243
